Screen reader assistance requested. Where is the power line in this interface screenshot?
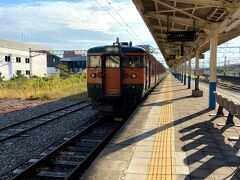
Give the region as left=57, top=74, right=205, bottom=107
left=105, top=0, right=145, bottom=44
left=93, top=0, right=142, bottom=44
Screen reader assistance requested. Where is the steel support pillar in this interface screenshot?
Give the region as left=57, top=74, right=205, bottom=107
left=195, top=51, right=200, bottom=90
left=177, top=66, right=180, bottom=81
left=178, top=66, right=181, bottom=81
left=177, top=66, right=180, bottom=80
left=192, top=50, right=203, bottom=97
left=181, top=64, right=184, bottom=83
left=188, top=59, right=191, bottom=89
left=208, top=30, right=218, bottom=109
left=184, top=61, right=186, bottom=85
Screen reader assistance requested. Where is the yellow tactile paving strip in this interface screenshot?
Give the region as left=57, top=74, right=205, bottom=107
left=147, top=76, right=175, bottom=180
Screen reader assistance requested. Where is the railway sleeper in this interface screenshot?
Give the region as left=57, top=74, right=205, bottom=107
left=55, top=155, right=84, bottom=162
left=38, top=164, right=73, bottom=172
left=36, top=170, right=70, bottom=178
left=51, top=160, right=80, bottom=166
left=59, top=153, right=86, bottom=159
left=65, top=146, right=94, bottom=152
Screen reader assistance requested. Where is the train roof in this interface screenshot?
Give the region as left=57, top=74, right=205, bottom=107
left=87, top=45, right=146, bottom=54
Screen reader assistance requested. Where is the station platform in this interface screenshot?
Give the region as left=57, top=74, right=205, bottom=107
left=82, top=74, right=240, bottom=180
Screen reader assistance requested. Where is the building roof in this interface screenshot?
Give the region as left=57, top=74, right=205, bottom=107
left=133, top=0, right=240, bottom=67
left=0, top=39, right=52, bottom=51
left=61, top=56, right=87, bottom=62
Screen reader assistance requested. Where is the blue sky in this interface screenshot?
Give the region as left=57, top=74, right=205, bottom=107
left=0, top=0, right=156, bottom=50
left=0, top=0, right=239, bottom=67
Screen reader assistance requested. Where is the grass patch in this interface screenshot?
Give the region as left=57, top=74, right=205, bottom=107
left=0, top=74, right=87, bottom=100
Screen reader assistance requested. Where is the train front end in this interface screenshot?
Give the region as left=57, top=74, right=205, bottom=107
left=87, top=42, right=145, bottom=114
left=87, top=44, right=122, bottom=113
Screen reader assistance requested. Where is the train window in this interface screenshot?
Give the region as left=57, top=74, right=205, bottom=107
left=106, top=56, right=120, bottom=68
left=88, top=56, right=101, bottom=68
left=123, top=56, right=143, bottom=67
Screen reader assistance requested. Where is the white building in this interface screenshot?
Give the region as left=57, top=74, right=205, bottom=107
left=0, top=39, right=60, bottom=80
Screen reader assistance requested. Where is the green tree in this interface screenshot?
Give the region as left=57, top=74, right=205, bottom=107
left=56, top=64, right=69, bottom=78
left=56, top=64, right=68, bottom=73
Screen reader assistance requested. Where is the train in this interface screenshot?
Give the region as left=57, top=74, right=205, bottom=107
left=87, top=39, right=166, bottom=115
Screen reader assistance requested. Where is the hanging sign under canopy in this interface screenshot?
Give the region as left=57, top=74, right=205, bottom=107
left=167, top=31, right=197, bottom=42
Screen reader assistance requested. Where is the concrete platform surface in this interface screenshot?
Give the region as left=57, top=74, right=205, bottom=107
left=81, top=74, right=240, bottom=180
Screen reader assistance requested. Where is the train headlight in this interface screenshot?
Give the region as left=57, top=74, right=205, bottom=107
left=130, top=73, right=137, bottom=79
left=90, top=73, right=96, bottom=78
left=91, top=84, right=96, bottom=88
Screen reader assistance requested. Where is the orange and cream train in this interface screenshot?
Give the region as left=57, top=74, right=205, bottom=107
left=87, top=40, right=166, bottom=114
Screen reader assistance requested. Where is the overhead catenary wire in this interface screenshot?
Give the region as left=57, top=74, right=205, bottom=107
left=104, top=0, right=145, bottom=45
left=93, top=0, right=143, bottom=44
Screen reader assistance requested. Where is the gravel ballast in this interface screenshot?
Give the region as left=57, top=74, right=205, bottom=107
left=0, top=99, right=50, bottom=115
left=0, top=100, right=97, bottom=176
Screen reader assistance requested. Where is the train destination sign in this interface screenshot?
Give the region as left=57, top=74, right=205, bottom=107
left=105, top=47, right=120, bottom=53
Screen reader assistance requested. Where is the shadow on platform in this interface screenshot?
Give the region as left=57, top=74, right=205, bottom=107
left=102, top=107, right=211, bottom=158
left=142, top=95, right=192, bottom=107
left=180, top=116, right=240, bottom=179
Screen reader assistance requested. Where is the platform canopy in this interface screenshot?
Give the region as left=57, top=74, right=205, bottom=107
left=133, top=0, right=240, bottom=67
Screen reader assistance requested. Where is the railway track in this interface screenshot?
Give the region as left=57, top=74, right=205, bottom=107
left=0, top=100, right=91, bottom=143
left=217, top=75, right=240, bottom=84
left=218, top=82, right=240, bottom=91
left=12, top=116, right=120, bottom=180
left=200, top=78, right=240, bottom=92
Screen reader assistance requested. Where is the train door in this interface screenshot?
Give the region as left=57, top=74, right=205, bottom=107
left=102, top=55, right=121, bottom=96
left=145, top=57, right=148, bottom=91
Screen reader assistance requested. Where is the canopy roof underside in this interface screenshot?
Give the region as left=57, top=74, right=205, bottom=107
left=133, top=0, right=240, bottom=67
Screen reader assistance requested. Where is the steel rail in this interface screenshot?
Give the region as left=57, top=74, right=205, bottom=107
left=65, top=120, right=120, bottom=179
left=12, top=116, right=120, bottom=180
left=200, top=78, right=240, bottom=92
left=0, top=100, right=86, bottom=131
left=0, top=114, right=98, bottom=178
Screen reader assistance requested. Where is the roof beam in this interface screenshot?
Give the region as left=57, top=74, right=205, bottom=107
left=185, top=4, right=197, bottom=30
left=218, top=6, right=240, bottom=33
left=154, top=0, right=208, bottom=23
left=154, top=1, right=165, bottom=40
left=146, top=5, right=212, bottom=14
left=172, top=1, right=176, bottom=28
left=165, top=0, right=234, bottom=8
left=151, top=25, right=183, bottom=31
left=143, top=13, right=205, bottom=28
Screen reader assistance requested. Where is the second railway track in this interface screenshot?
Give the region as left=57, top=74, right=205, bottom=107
left=0, top=100, right=91, bottom=143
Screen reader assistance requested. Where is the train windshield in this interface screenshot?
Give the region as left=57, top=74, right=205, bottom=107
left=88, top=56, right=101, bottom=68
left=123, top=56, right=143, bottom=67
left=106, top=56, right=120, bottom=68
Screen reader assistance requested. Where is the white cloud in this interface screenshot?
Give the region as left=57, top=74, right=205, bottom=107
left=0, top=0, right=156, bottom=48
